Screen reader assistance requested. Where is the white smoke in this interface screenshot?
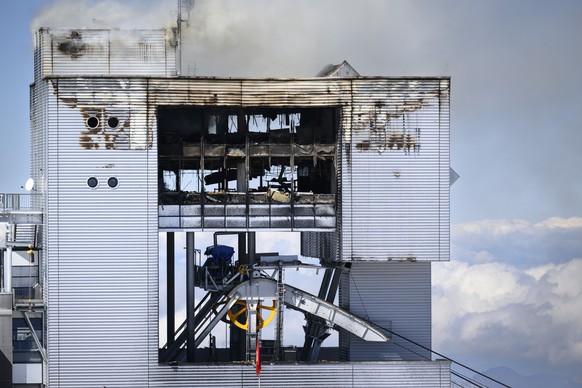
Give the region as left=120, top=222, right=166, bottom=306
left=177, top=0, right=456, bottom=77
left=30, top=0, right=437, bottom=77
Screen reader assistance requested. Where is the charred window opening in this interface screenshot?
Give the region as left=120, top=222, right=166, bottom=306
left=158, top=106, right=337, bottom=212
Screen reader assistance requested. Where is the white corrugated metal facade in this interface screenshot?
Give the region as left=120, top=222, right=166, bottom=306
left=300, top=231, right=339, bottom=261
left=147, top=361, right=451, bottom=387
left=31, top=27, right=451, bottom=386
left=340, top=79, right=450, bottom=262
left=339, top=262, right=432, bottom=361
left=42, top=78, right=158, bottom=386
left=33, top=29, right=165, bottom=386
left=302, top=79, right=450, bottom=262
left=36, top=28, right=177, bottom=78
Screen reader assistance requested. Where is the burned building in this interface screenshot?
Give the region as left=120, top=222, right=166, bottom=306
left=1, top=25, right=451, bottom=387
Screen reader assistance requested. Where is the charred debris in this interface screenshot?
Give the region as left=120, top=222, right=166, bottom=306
left=158, top=106, right=337, bottom=207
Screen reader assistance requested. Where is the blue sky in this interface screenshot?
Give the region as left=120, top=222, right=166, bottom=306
left=1, top=0, right=581, bottom=385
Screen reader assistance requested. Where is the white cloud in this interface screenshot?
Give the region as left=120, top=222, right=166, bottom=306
left=473, top=250, right=495, bottom=263
left=452, top=217, right=582, bottom=267
left=435, top=217, right=582, bottom=378
left=535, top=217, right=582, bottom=230
left=454, top=218, right=531, bottom=236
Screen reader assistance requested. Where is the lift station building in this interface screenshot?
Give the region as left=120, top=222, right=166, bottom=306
left=1, top=26, right=451, bottom=387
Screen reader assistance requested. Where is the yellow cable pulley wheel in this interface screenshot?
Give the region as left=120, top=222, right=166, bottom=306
left=226, top=299, right=277, bottom=331
left=238, top=265, right=249, bottom=275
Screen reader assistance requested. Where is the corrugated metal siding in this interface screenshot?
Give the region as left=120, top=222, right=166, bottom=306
left=36, top=28, right=176, bottom=78
left=339, top=262, right=432, bottom=361
left=291, top=78, right=449, bottom=263
left=32, top=33, right=49, bottom=199
left=30, top=49, right=49, bottom=385
left=300, top=231, right=339, bottom=261
left=109, top=29, right=176, bottom=76
left=30, top=84, right=48, bottom=204
left=341, top=79, right=449, bottom=262
left=44, top=78, right=158, bottom=386
left=146, top=78, right=353, bottom=107
left=147, top=361, right=450, bottom=387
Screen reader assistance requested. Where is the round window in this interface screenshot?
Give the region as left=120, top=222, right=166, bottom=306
left=87, top=116, right=99, bottom=129
left=107, top=177, right=119, bottom=188
left=107, top=117, right=119, bottom=128
left=87, top=177, right=99, bottom=188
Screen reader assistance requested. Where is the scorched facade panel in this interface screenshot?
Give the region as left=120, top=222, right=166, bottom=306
left=340, top=79, right=450, bottom=262
left=41, top=78, right=158, bottom=386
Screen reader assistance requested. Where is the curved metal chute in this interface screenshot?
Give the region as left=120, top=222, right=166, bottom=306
left=283, top=283, right=387, bottom=342
left=220, top=278, right=387, bottom=343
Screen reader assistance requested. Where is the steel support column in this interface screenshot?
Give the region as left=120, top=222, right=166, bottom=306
left=248, top=232, right=256, bottom=283
left=246, top=232, right=257, bottom=361
left=300, top=264, right=345, bottom=362
left=166, top=232, right=175, bottom=347
left=186, top=232, right=196, bottom=362
left=3, top=247, right=11, bottom=292
left=230, top=233, right=247, bottom=361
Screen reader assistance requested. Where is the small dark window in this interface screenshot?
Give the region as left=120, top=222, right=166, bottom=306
left=13, top=317, right=43, bottom=364
left=87, top=116, right=99, bottom=129
left=107, top=177, right=119, bottom=188
left=107, top=117, right=119, bottom=128
left=87, top=177, right=98, bottom=188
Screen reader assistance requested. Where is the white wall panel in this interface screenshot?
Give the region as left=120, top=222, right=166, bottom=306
left=300, top=231, right=339, bottom=261
left=340, top=262, right=432, bottom=361
left=13, top=363, right=43, bottom=384
left=44, top=79, right=158, bottom=387
left=148, top=361, right=450, bottom=387
left=36, top=28, right=176, bottom=78
left=341, top=79, right=450, bottom=262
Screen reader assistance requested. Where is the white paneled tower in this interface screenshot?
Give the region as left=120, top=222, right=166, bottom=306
left=21, top=26, right=452, bottom=387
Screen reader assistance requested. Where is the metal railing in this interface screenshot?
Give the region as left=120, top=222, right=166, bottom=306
left=374, top=325, right=511, bottom=388
left=13, top=286, right=43, bottom=301
left=0, top=193, right=42, bottom=213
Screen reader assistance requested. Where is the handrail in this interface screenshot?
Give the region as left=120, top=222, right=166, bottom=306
left=0, top=193, right=43, bottom=213
left=376, top=324, right=511, bottom=388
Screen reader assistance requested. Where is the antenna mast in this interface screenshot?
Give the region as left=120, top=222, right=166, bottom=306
left=177, top=0, right=194, bottom=76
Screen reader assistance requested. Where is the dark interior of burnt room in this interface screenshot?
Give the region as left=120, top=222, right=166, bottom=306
left=157, top=106, right=338, bottom=206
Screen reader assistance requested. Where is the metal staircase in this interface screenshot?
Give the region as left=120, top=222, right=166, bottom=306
left=1, top=193, right=42, bottom=247
left=1, top=193, right=43, bottom=296
left=159, top=290, right=228, bottom=362
left=6, top=224, right=39, bottom=248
